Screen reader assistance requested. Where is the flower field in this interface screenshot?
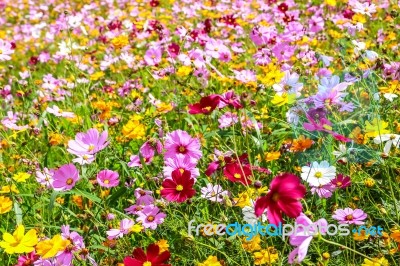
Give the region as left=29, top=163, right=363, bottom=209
left=1, top=0, right=400, bottom=265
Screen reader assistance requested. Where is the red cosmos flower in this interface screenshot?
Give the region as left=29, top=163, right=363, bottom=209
left=161, top=169, right=196, bottom=202
left=188, top=95, right=220, bottom=115
left=167, top=43, right=180, bottom=58
left=124, top=244, right=171, bottom=266
left=255, top=173, right=306, bottom=226
left=223, top=162, right=252, bottom=185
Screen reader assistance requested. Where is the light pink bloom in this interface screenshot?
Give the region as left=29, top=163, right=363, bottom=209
left=164, top=130, right=202, bottom=161
left=67, top=128, right=109, bottom=156
left=332, top=208, right=367, bottom=225
left=288, top=213, right=328, bottom=264
left=106, top=219, right=136, bottom=239
left=136, top=205, right=166, bottom=230
left=218, top=112, right=238, bottom=128
left=52, top=163, right=80, bottom=191
left=36, top=168, right=54, bottom=188
left=144, top=47, right=162, bottom=66
left=97, top=170, right=119, bottom=188
left=0, top=39, right=14, bottom=61
left=46, top=105, right=75, bottom=118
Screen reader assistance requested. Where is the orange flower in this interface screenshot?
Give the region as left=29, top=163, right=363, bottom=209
left=290, top=135, right=313, bottom=152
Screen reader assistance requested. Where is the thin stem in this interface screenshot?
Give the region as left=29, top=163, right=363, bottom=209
left=319, top=237, right=375, bottom=262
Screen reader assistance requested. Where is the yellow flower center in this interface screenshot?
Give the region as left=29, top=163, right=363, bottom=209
left=202, top=106, right=212, bottom=112
left=66, top=178, right=73, bottom=185
left=314, top=171, right=323, bottom=178
left=104, top=179, right=110, bottom=184
left=234, top=173, right=241, bottom=179
left=0, top=50, right=2, bottom=55
left=178, top=146, right=186, bottom=153
left=176, top=185, right=183, bottom=191
left=88, top=144, right=95, bottom=152
left=179, top=168, right=184, bottom=174
left=147, top=215, right=155, bottom=222
left=390, top=135, right=396, bottom=140
left=143, top=262, right=152, bottom=266
left=346, top=214, right=353, bottom=221
left=336, top=182, right=342, bottom=187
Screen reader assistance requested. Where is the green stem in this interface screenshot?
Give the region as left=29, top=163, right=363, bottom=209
left=319, top=237, right=375, bottom=262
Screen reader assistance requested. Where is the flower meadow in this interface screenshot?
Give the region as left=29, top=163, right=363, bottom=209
left=1, top=0, right=400, bottom=265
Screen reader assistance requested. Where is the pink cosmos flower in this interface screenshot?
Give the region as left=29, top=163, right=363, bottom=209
left=163, top=154, right=199, bottom=180
left=218, top=112, right=239, bottom=128
left=164, top=130, right=202, bottom=161
left=96, top=170, right=119, bottom=188
left=136, top=205, right=166, bottom=230
left=52, top=163, right=80, bottom=191
left=332, top=208, right=367, bottom=225
left=201, top=183, right=229, bottom=203
left=255, top=173, right=306, bottom=226
left=144, top=47, right=162, bottom=66
left=331, top=174, right=351, bottom=189
left=288, top=213, right=328, bottom=264
left=310, top=184, right=336, bottom=198
left=218, top=90, right=243, bottom=109
left=46, top=105, right=75, bottom=118
left=0, top=39, right=14, bottom=61
left=35, top=168, right=54, bottom=188
left=67, top=128, right=109, bottom=156
left=106, top=219, right=136, bottom=240
left=16, top=252, right=39, bottom=266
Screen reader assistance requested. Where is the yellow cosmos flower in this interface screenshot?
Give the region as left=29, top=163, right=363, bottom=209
left=156, top=239, right=169, bottom=253
left=234, top=191, right=252, bottom=208
left=254, top=247, right=279, bottom=265
left=12, top=172, right=30, bottom=183
left=361, top=257, right=389, bottom=266
left=242, top=235, right=261, bottom=252
left=156, top=102, right=174, bottom=114
left=111, top=35, right=129, bottom=49
left=0, top=225, right=38, bottom=254
left=90, top=71, right=105, bottom=81
left=0, top=184, right=19, bottom=194
left=0, top=196, right=13, bottom=214
left=122, top=120, right=146, bottom=140
left=364, top=118, right=390, bottom=138
left=271, top=93, right=296, bottom=106
left=36, top=234, right=70, bottom=259
left=197, top=255, right=222, bottom=266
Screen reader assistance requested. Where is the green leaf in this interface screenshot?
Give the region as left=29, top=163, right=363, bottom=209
left=72, top=188, right=101, bottom=203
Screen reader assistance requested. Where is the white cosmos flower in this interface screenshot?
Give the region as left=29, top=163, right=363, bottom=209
left=301, top=161, right=336, bottom=186
left=242, top=200, right=267, bottom=225
left=373, top=134, right=400, bottom=155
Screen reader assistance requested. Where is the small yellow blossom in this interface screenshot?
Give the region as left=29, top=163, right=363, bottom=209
left=36, top=234, right=70, bottom=259
left=111, top=35, right=129, bottom=49
left=0, top=196, right=13, bottom=214
left=364, top=118, right=390, bottom=138
left=122, top=120, right=146, bottom=140
left=12, top=172, right=30, bottom=183
left=242, top=235, right=261, bottom=252
left=197, top=255, right=222, bottom=266
left=156, top=239, right=169, bottom=253
left=361, top=257, right=389, bottom=266
left=90, top=71, right=105, bottom=81
left=271, top=93, right=296, bottom=106
left=254, top=247, right=279, bottom=265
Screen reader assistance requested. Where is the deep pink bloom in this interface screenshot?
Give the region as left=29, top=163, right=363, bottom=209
left=123, top=243, right=171, bottom=266
left=331, top=174, right=351, bottom=189
left=67, top=128, right=109, bottom=156
left=16, top=252, right=39, bottom=266
left=288, top=213, right=328, bottom=264
left=223, top=163, right=252, bottom=185
left=164, top=130, right=202, bottom=161
left=255, top=173, right=306, bottom=226
left=218, top=91, right=243, bottom=109
left=188, top=95, right=220, bottom=115
left=52, top=163, right=80, bottom=191
left=97, top=170, right=119, bottom=188
left=161, top=169, right=196, bottom=202
left=332, top=208, right=367, bottom=225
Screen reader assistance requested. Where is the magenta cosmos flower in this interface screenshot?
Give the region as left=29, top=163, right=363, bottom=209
left=136, top=205, right=166, bottom=230
left=67, top=128, right=109, bottom=156
left=164, top=130, right=202, bottom=161
left=332, top=208, right=367, bottom=225
left=255, top=173, right=306, bottom=226
left=97, top=170, right=119, bottom=188
left=161, top=169, right=196, bottom=203
left=52, top=163, right=80, bottom=191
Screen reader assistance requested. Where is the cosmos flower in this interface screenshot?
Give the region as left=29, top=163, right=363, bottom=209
left=301, top=161, right=336, bottom=186
left=310, top=184, right=336, bottom=198
left=67, top=128, right=109, bottom=157
left=255, top=173, right=306, bottom=226
left=0, top=225, right=38, bottom=254
left=200, top=184, right=229, bottom=203
left=188, top=95, right=220, bottom=115
left=123, top=243, right=171, bottom=266
left=288, top=213, right=328, bottom=264
left=331, top=174, right=351, bottom=189
left=0, top=39, right=14, bottom=61
left=332, top=208, right=367, bottom=225
left=52, top=163, right=80, bottom=191
left=161, top=169, right=196, bottom=203
left=223, top=162, right=252, bottom=185
left=164, top=130, right=202, bottom=161
left=106, top=219, right=142, bottom=240
left=96, top=170, right=120, bottom=188
left=46, top=105, right=75, bottom=118
left=373, top=134, right=400, bottom=155
left=163, top=154, right=199, bottom=180
left=144, top=47, right=162, bottom=66
left=136, top=205, right=166, bottom=230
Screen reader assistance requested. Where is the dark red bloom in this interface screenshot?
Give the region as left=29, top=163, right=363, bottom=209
left=343, top=9, right=355, bottom=19
left=204, top=18, right=212, bottom=33
left=223, top=162, right=252, bottom=185
left=278, top=3, right=288, bottom=13
left=29, top=56, right=38, bottom=65
left=255, top=173, right=306, bottom=226
left=161, top=169, right=196, bottom=203
left=219, top=15, right=237, bottom=26
left=150, top=0, right=160, bottom=7
left=107, top=20, right=122, bottom=31
left=167, top=43, right=180, bottom=58
left=331, top=174, right=351, bottom=189
left=188, top=95, right=220, bottom=115
left=124, top=244, right=171, bottom=266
